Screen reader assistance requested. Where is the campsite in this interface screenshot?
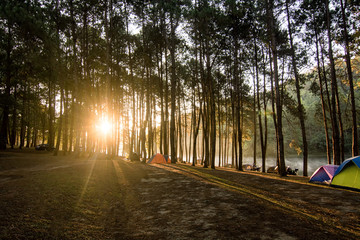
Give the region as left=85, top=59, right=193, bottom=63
left=1, top=0, right=360, bottom=239
left=1, top=150, right=360, bottom=239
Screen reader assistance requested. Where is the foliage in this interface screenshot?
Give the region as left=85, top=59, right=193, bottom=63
left=0, top=0, right=359, bottom=168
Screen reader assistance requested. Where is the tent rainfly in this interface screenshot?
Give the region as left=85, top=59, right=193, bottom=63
left=331, top=156, right=360, bottom=191
left=309, top=165, right=339, bottom=184
left=147, top=153, right=171, bottom=164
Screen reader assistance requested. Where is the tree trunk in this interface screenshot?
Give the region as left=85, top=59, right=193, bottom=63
left=218, top=95, right=222, bottom=167
left=19, top=86, right=26, bottom=149
left=238, top=82, right=243, bottom=171
left=192, top=88, right=201, bottom=166
left=63, top=88, right=69, bottom=154
left=184, top=99, right=188, bottom=163
left=253, top=63, right=257, bottom=167
left=10, top=86, right=17, bottom=149
left=267, top=0, right=286, bottom=176
left=285, top=0, right=308, bottom=176
left=262, top=50, right=268, bottom=172
left=0, top=24, right=13, bottom=150
left=340, top=0, right=358, bottom=157
left=206, top=45, right=216, bottom=170
left=54, top=88, right=64, bottom=156
left=231, top=90, right=237, bottom=169
left=255, top=40, right=266, bottom=172
left=320, top=39, right=334, bottom=163
left=178, top=94, right=183, bottom=161
left=170, top=13, right=177, bottom=163
left=164, top=40, right=169, bottom=156
left=325, top=0, right=341, bottom=165
left=315, top=29, right=332, bottom=164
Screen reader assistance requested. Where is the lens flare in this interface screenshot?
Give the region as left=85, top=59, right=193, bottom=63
left=97, top=119, right=112, bottom=136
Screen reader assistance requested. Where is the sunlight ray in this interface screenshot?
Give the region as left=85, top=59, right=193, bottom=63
left=77, top=153, right=98, bottom=207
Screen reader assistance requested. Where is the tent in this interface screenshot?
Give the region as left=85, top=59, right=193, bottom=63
left=163, top=155, right=171, bottom=163
left=309, top=165, right=339, bottom=184
left=147, top=153, right=170, bottom=164
left=331, top=156, right=360, bottom=191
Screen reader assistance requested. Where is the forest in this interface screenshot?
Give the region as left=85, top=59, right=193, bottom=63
left=0, top=0, right=359, bottom=176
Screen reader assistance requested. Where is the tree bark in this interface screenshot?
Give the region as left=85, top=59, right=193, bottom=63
left=54, top=88, right=64, bottom=156
left=285, top=0, right=308, bottom=176
left=315, top=29, right=332, bottom=164
left=0, top=24, right=12, bottom=150
left=340, top=0, right=358, bottom=157
left=267, top=0, right=286, bottom=176
left=170, top=12, right=177, bottom=163
left=325, top=0, right=341, bottom=165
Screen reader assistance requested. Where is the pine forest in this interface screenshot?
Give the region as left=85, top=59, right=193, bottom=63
left=1, top=0, right=360, bottom=177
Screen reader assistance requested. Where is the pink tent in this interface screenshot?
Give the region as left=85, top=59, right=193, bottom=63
left=309, top=164, right=339, bottom=184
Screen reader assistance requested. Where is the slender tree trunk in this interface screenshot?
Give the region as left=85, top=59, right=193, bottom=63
left=340, top=0, right=358, bottom=157
left=63, top=88, right=69, bottom=154
left=192, top=89, right=201, bottom=166
left=335, top=79, right=345, bottom=163
left=224, top=106, right=229, bottom=166
left=262, top=52, right=268, bottom=172
left=218, top=95, right=222, bottom=167
left=255, top=40, right=266, bottom=172
left=237, top=81, right=243, bottom=171
left=206, top=47, right=216, bottom=170
left=0, top=25, right=12, bottom=149
left=188, top=104, right=193, bottom=163
left=164, top=43, right=169, bottom=156
left=20, top=86, right=26, bottom=149
left=253, top=65, right=257, bottom=167
left=184, top=99, right=188, bottom=163
left=231, top=90, right=237, bottom=169
left=146, top=64, right=151, bottom=159
left=69, top=0, right=79, bottom=154
left=320, top=41, right=335, bottom=163
left=178, top=94, right=183, bottom=161
left=54, top=88, right=64, bottom=156
left=285, top=0, right=308, bottom=176
left=315, top=30, right=332, bottom=164
left=48, top=78, right=54, bottom=148
left=170, top=13, right=177, bottom=163
left=267, top=0, right=286, bottom=176
left=159, top=52, right=164, bottom=154
left=325, top=0, right=341, bottom=165
left=10, top=86, right=17, bottom=149
left=202, top=100, right=209, bottom=168
left=233, top=37, right=241, bottom=170
left=25, top=85, right=31, bottom=148
left=269, top=47, right=278, bottom=166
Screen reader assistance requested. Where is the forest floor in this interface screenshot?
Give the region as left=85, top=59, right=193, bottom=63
left=0, top=149, right=359, bottom=240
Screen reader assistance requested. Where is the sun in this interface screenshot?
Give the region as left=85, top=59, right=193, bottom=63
left=97, top=119, right=112, bottom=136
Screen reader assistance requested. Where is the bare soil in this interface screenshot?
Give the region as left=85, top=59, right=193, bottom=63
left=0, top=150, right=359, bottom=239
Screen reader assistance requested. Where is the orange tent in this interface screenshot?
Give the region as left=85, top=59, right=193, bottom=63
left=163, top=155, right=171, bottom=163
left=147, top=153, right=170, bottom=164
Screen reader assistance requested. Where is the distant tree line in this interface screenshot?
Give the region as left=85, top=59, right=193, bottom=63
left=0, top=0, right=359, bottom=176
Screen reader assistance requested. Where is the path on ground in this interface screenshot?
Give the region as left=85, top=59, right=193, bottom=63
left=0, top=152, right=359, bottom=239
left=111, top=159, right=360, bottom=239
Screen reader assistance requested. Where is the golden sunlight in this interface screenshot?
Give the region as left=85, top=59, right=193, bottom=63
left=97, top=118, right=112, bottom=136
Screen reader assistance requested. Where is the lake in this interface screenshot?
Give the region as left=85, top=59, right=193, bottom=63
left=215, top=155, right=340, bottom=176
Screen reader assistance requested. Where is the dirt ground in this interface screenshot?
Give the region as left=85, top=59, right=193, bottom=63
left=0, top=150, right=359, bottom=239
